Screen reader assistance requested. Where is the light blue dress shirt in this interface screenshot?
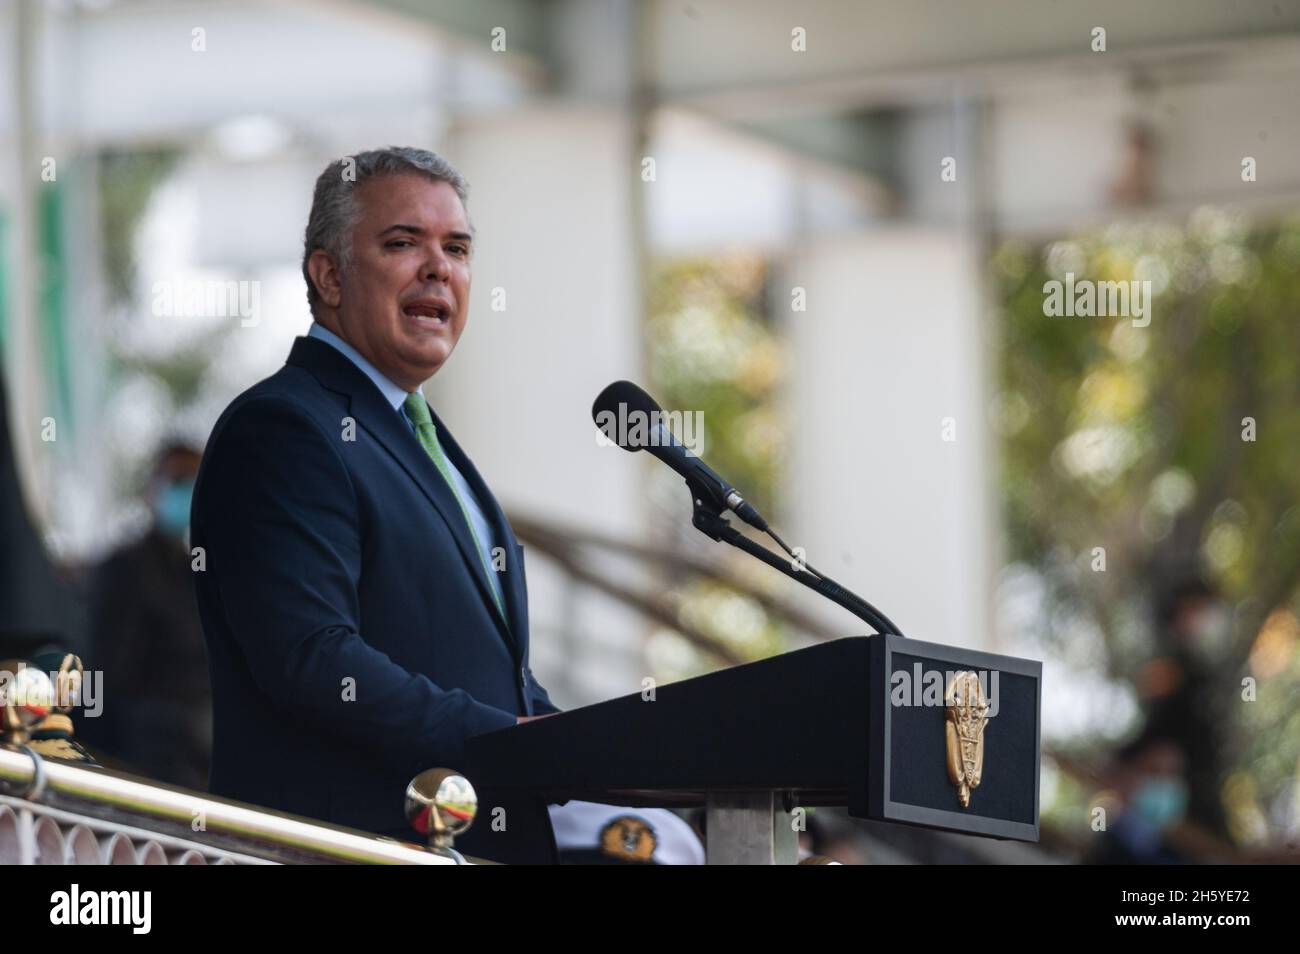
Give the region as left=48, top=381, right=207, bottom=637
left=307, top=322, right=505, bottom=611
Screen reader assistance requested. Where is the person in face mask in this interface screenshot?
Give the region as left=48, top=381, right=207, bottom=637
left=1087, top=734, right=1190, bottom=864
left=79, top=441, right=212, bottom=790
left=151, top=468, right=196, bottom=545
left=1139, top=576, right=1233, bottom=837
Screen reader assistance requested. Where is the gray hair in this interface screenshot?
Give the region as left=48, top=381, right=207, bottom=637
left=301, top=146, right=471, bottom=315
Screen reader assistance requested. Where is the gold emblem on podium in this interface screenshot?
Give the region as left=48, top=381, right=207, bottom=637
left=945, top=671, right=989, bottom=808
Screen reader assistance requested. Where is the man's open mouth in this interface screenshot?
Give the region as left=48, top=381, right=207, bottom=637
left=402, top=299, right=451, bottom=323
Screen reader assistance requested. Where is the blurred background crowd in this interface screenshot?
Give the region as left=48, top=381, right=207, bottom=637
left=1, top=0, right=1299, bottom=863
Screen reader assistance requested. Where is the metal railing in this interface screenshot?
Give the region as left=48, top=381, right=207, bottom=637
left=0, top=746, right=460, bottom=865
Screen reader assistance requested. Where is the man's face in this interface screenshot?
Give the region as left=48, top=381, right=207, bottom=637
left=327, top=174, right=473, bottom=390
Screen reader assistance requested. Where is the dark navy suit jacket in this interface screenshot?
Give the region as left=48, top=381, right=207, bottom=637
left=192, top=335, right=561, bottom=863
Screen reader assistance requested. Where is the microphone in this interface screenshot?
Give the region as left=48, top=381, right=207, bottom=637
left=592, top=379, right=904, bottom=636
left=592, top=380, right=768, bottom=531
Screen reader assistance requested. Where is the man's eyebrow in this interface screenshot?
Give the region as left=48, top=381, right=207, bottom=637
left=378, top=224, right=473, bottom=243
left=378, top=224, right=423, bottom=237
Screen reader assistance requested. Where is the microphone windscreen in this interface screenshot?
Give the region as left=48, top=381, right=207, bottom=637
left=592, top=381, right=664, bottom=451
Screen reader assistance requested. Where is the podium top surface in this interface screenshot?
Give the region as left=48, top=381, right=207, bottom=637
left=464, top=635, right=1042, bottom=842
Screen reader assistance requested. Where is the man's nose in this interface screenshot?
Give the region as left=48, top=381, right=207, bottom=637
left=422, top=248, right=452, bottom=283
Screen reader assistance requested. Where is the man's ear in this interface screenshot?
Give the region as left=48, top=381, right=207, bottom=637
left=307, top=249, right=343, bottom=309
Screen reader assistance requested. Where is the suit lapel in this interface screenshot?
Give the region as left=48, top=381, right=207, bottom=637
left=287, top=336, right=516, bottom=651
left=428, top=407, right=528, bottom=647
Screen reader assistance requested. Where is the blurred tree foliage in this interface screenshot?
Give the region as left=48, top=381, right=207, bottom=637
left=98, top=148, right=179, bottom=307
left=647, top=256, right=786, bottom=516
left=645, top=256, right=791, bottom=670
left=994, top=207, right=1300, bottom=845
left=96, top=147, right=220, bottom=506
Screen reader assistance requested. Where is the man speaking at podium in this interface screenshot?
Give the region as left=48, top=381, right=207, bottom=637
left=192, top=147, right=561, bottom=864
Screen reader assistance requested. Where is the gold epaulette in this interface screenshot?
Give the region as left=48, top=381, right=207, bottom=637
left=28, top=713, right=98, bottom=764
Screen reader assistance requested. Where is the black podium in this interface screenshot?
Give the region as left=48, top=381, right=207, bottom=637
left=464, top=635, right=1041, bottom=863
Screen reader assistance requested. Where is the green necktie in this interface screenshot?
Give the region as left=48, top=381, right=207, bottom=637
left=402, top=392, right=506, bottom=620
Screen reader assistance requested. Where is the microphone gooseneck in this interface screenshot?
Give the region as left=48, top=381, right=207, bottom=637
left=592, top=380, right=903, bottom=637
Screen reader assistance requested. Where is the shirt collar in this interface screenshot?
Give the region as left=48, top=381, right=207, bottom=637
left=308, top=321, right=412, bottom=413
